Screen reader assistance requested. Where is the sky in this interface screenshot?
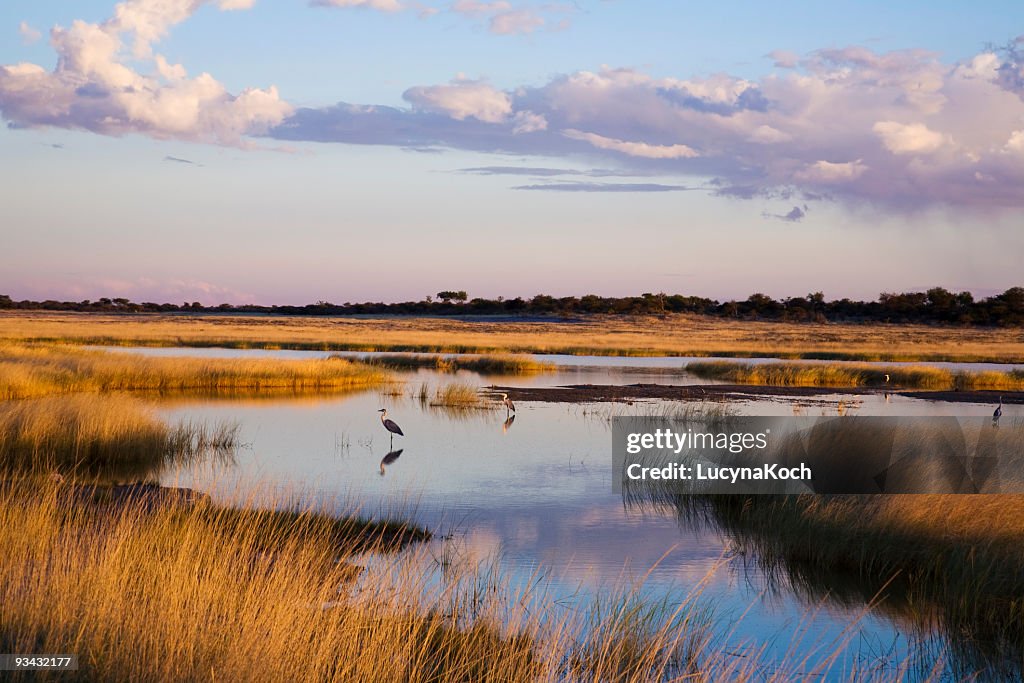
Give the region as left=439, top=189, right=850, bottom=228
left=1, top=1, right=1023, bottom=305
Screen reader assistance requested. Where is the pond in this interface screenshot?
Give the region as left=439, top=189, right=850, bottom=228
left=102, top=346, right=1019, bottom=680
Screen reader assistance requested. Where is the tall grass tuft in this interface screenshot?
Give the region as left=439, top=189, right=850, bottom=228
left=0, top=394, right=238, bottom=474
left=432, top=383, right=487, bottom=408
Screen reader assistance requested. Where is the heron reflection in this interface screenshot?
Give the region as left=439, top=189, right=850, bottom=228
left=379, top=448, right=403, bottom=476
left=502, top=414, right=516, bottom=433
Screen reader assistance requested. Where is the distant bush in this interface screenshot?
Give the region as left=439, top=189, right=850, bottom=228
left=2, top=286, right=1023, bottom=326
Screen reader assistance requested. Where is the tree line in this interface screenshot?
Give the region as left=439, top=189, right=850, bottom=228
left=1, top=287, right=1023, bottom=326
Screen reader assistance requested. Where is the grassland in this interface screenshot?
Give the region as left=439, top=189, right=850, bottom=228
left=4, top=310, right=1024, bottom=363
left=0, top=341, right=391, bottom=400
left=687, top=360, right=1024, bottom=390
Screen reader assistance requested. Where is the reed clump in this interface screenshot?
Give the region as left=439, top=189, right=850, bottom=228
left=686, top=360, right=1024, bottom=391
left=0, top=342, right=391, bottom=400
left=432, top=383, right=487, bottom=408
left=353, top=353, right=555, bottom=375
left=0, top=394, right=238, bottom=473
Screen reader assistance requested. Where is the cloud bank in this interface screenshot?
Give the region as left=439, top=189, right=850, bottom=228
left=271, top=46, right=1024, bottom=209
left=0, top=0, right=291, bottom=145
left=3, top=3, right=1023, bottom=210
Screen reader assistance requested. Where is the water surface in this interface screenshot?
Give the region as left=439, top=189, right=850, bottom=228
left=102, top=346, right=1017, bottom=680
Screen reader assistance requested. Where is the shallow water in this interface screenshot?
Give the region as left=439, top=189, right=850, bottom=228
left=103, top=346, right=1018, bottom=680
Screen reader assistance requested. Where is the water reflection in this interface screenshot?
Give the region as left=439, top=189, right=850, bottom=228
left=378, top=448, right=403, bottom=476
left=129, top=347, right=1023, bottom=682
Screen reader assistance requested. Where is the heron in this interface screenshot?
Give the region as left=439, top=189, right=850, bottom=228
left=379, top=448, right=403, bottom=476
left=500, top=392, right=516, bottom=417
left=994, top=397, right=1003, bottom=424
left=378, top=408, right=404, bottom=446
left=884, top=374, right=890, bottom=384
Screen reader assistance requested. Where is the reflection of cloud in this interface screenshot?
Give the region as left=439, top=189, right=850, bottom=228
left=451, top=502, right=728, bottom=588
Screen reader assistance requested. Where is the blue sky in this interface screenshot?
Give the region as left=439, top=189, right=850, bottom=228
left=1, top=1, right=1023, bottom=304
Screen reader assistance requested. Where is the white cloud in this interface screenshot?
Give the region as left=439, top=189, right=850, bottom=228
left=404, top=77, right=512, bottom=122
left=489, top=9, right=544, bottom=35
left=450, top=0, right=510, bottom=16
left=0, top=0, right=291, bottom=145
left=872, top=121, right=949, bottom=154
left=314, top=0, right=564, bottom=34
left=18, top=21, right=41, bottom=45
left=311, top=0, right=404, bottom=11
left=563, top=129, right=699, bottom=159
left=748, top=125, right=791, bottom=144
left=1005, top=130, right=1024, bottom=153
left=767, top=49, right=799, bottom=68
left=449, top=1, right=558, bottom=35
left=795, top=160, right=868, bottom=183
left=511, top=110, right=546, bottom=133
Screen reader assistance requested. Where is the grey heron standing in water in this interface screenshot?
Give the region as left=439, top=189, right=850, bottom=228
left=501, top=393, right=516, bottom=417
left=994, top=397, right=1003, bottom=424
left=378, top=408, right=404, bottom=446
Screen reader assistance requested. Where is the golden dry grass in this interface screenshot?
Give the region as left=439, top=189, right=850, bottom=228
left=686, top=361, right=1024, bottom=390
left=0, top=342, right=391, bottom=400
left=0, top=480, right=729, bottom=683
left=432, top=383, right=486, bottom=408
left=0, top=394, right=237, bottom=473
left=3, top=310, right=1024, bottom=363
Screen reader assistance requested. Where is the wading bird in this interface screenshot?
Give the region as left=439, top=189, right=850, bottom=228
left=994, top=397, right=1003, bottom=424
left=378, top=408, right=404, bottom=446
left=501, top=392, right=516, bottom=417
left=884, top=374, right=890, bottom=384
